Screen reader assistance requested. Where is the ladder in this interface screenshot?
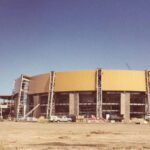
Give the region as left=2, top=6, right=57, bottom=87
left=16, top=75, right=29, bottom=121
left=96, top=69, right=103, bottom=119
left=47, top=71, right=55, bottom=118
left=146, top=70, right=150, bottom=115
left=16, top=75, right=24, bottom=120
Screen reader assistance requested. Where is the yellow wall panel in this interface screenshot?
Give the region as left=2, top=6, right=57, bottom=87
left=102, top=69, right=146, bottom=91
left=54, top=70, right=96, bottom=92
left=28, top=69, right=146, bottom=94
left=29, top=73, right=49, bottom=94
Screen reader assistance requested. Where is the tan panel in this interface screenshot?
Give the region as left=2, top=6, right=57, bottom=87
left=29, top=73, right=49, bottom=94
left=102, top=69, right=146, bottom=91
left=55, top=70, right=96, bottom=92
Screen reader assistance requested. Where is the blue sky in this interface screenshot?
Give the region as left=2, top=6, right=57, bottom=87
left=0, top=0, right=150, bottom=94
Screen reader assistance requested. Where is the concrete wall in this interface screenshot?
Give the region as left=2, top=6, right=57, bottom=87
left=33, top=95, right=41, bottom=118
left=121, top=93, right=130, bottom=121
left=69, top=93, right=79, bottom=115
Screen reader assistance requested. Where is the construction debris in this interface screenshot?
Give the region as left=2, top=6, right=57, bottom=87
left=131, top=118, right=148, bottom=124
left=37, top=116, right=48, bottom=123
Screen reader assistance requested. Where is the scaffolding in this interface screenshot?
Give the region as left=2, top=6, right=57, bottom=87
left=46, top=71, right=55, bottom=118
left=145, top=70, right=150, bottom=115
left=96, top=69, right=102, bottom=118
left=16, top=75, right=30, bottom=120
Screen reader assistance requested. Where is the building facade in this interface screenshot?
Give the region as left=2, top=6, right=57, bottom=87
left=5, top=69, right=150, bottom=120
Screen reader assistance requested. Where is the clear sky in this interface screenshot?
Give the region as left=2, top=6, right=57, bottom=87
left=0, top=0, right=150, bottom=94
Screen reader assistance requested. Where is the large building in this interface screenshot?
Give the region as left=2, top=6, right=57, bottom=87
left=1, top=68, right=150, bottom=121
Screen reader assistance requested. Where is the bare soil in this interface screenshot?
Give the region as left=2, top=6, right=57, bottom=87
left=0, top=121, right=150, bottom=150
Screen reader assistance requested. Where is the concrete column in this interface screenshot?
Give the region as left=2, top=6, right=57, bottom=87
left=69, top=93, right=79, bottom=116
left=33, top=95, right=40, bottom=118
left=69, top=93, right=75, bottom=115
left=121, top=93, right=130, bottom=121
left=74, top=93, right=79, bottom=116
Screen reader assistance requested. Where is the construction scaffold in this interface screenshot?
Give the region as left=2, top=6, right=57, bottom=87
left=46, top=71, right=55, bottom=119
left=96, top=68, right=103, bottom=119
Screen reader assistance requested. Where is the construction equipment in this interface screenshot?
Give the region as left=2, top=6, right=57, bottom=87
left=49, top=115, right=72, bottom=122
left=96, top=69, right=103, bottom=119
left=47, top=71, right=55, bottom=118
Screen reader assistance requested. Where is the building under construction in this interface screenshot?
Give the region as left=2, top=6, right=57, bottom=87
left=0, top=69, right=150, bottom=121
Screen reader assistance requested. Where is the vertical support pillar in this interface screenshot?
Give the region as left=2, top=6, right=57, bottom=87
left=23, top=93, right=27, bottom=118
left=69, top=93, right=74, bottom=115
left=96, top=69, right=102, bottom=119
left=47, top=71, right=55, bottom=118
left=75, top=93, right=79, bottom=116
left=33, top=95, right=40, bottom=118
left=16, top=75, right=23, bottom=120
left=14, top=97, right=18, bottom=118
left=146, top=70, right=150, bottom=115
left=121, top=93, right=130, bottom=121
left=69, top=93, right=79, bottom=116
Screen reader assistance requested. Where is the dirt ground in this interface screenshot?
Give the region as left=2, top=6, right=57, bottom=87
left=0, top=121, right=150, bottom=150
